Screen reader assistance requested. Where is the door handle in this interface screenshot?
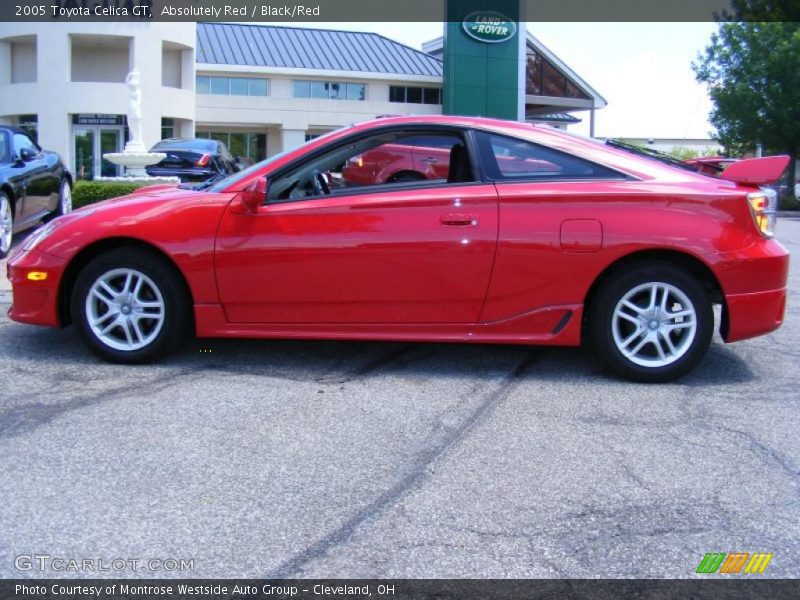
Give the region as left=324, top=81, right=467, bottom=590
left=420, top=157, right=438, bottom=164
left=440, top=213, right=478, bottom=227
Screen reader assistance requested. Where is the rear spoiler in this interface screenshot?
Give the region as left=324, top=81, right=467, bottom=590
left=719, top=155, right=789, bottom=186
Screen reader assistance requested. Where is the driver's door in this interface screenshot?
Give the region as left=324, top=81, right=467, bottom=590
left=215, top=182, right=498, bottom=324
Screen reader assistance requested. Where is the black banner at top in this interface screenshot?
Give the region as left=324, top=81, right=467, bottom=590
left=1, top=0, right=798, bottom=23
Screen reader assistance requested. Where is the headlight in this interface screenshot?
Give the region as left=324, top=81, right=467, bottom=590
left=22, top=221, right=58, bottom=252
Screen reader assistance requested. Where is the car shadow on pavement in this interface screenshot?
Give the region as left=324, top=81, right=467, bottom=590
left=3, top=321, right=755, bottom=386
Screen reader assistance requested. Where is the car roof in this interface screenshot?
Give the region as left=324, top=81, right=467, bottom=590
left=153, top=138, right=220, bottom=150
left=0, top=126, right=32, bottom=137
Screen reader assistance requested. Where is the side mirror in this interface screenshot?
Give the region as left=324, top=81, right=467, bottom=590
left=19, top=147, right=37, bottom=162
left=234, top=177, right=267, bottom=214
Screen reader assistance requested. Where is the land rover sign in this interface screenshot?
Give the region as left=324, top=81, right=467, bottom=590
left=462, top=12, right=517, bottom=44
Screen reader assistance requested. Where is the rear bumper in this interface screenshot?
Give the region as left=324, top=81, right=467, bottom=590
left=723, top=287, right=786, bottom=342
left=712, top=238, right=789, bottom=343
left=6, top=247, right=66, bottom=328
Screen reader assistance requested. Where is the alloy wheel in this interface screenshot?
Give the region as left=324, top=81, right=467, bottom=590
left=0, top=196, right=12, bottom=255
left=85, top=268, right=165, bottom=351
left=611, top=281, right=697, bottom=368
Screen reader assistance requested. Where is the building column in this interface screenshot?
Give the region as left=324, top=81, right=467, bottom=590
left=280, top=128, right=306, bottom=153
left=36, top=30, right=71, bottom=172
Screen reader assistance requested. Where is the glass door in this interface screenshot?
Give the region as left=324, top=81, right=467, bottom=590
left=74, top=128, right=95, bottom=180
left=74, top=126, right=123, bottom=179
left=100, top=128, right=121, bottom=177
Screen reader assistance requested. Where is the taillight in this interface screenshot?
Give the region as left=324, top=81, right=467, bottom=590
left=195, top=153, right=211, bottom=167
left=747, top=189, right=777, bottom=237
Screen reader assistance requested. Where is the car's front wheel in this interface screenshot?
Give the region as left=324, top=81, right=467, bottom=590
left=57, top=179, right=72, bottom=216
left=0, top=192, right=13, bottom=259
left=71, top=249, right=190, bottom=363
left=588, top=263, right=713, bottom=382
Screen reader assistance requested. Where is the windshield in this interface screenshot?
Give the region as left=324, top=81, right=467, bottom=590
left=206, top=126, right=349, bottom=193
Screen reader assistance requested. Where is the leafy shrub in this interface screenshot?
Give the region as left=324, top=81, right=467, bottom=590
left=72, top=181, right=149, bottom=209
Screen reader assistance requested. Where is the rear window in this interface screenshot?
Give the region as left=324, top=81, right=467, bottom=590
left=152, top=139, right=218, bottom=152
left=477, top=132, right=624, bottom=181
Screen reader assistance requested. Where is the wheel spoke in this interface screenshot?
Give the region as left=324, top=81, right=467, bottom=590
left=660, top=330, right=677, bottom=355
left=98, top=317, right=120, bottom=336
left=622, top=300, right=645, bottom=315
left=619, top=328, right=643, bottom=349
left=122, top=272, right=134, bottom=295
left=653, top=335, right=667, bottom=361
left=120, top=320, right=135, bottom=347
left=648, top=285, right=659, bottom=311
left=668, top=308, right=693, bottom=320
left=615, top=308, right=640, bottom=326
left=91, top=288, right=115, bottom=307
left=98, top=280, right=118, bottom=299
left=660, top=286, right=670, bottom=312
left=629, top=336, right=650, bottom=356
left=131, top=319, right=145, bottom=345
left=91, top=310, right=117, bottom=328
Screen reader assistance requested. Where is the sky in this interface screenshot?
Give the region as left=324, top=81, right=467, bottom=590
left=262, top=22, right=720, bottom=140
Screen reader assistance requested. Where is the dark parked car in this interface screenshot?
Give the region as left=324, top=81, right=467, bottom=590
left=0, top=126, right=72, bottom=259
left=146, top=138, right=240, bottom=183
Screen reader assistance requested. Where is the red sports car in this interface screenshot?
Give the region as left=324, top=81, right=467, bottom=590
left=7, top=116, right=789, bottom=382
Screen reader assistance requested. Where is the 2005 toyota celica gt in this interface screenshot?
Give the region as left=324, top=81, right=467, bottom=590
left=7, top=116, right=790, bottom=382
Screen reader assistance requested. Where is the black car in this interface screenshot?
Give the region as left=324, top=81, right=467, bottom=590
left=0, top=126, right=72, bottom=259
left=146, top=138, right=241, bottom=183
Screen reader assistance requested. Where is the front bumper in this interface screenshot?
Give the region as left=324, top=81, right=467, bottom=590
left=6, top=247, right=67, bottom=327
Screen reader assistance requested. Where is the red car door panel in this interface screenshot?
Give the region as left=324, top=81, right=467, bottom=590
left=215, top=184, right=499, bottom=324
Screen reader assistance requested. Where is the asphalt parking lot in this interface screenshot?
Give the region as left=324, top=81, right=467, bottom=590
left=1, top=219, right=798, bottom=579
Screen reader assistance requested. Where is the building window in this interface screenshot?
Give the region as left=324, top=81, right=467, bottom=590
left=161, top=118, right=175, bottom=141
left=525, top=48, right=590, bottom=100
left=293, top=80, right=366, bottom=101
left=196, top=131, right=267, bottom=163
left=389, top=86, right=441, bottom=105
left=196, top=75, right=269, bottom=97
left=18, top=114, right=38, bottom=143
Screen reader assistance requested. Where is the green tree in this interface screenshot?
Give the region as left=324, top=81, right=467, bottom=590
left=693, top=19, right=800, bottom=204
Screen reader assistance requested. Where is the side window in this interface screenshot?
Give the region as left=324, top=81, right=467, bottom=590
left=268, top=130, right=474, bottom=202
left=477, top=132, right=621, bottom=180
left=0, top=133, right=8, bottom=164
left=13, top=132, right=38, bottom=158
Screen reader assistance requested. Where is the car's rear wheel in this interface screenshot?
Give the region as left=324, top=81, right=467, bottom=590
left=71, top=249, right=190, bottom=363
left=588, top=263, right=713, bottom=382
left=0, top=193, right=13, bottom=259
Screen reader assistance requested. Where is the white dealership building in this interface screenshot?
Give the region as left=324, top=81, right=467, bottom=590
left=0, top=22, right=605, bottom=180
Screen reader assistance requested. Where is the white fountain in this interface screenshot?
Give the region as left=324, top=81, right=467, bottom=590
left=98, top=68, right=179, bottom=185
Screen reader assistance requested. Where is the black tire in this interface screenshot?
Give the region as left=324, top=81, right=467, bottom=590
left=588, top=262, right=714, bottom=383
left=0, top=192, right=13, bottom=260
left=71, top=248, right=190, bottom=363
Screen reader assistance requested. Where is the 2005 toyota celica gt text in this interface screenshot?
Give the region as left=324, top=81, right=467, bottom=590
left=7, top=116, right=790, bottom=382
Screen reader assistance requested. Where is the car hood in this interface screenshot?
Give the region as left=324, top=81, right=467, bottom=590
left=38, top=186, right=234, bottom=259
